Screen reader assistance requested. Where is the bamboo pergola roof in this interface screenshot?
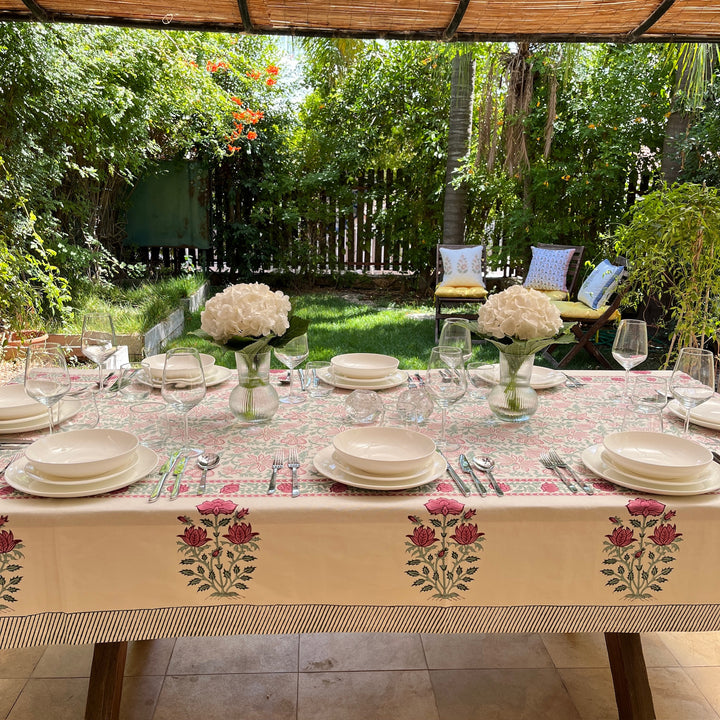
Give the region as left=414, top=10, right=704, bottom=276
left=1, top=0, right=719, bottom=42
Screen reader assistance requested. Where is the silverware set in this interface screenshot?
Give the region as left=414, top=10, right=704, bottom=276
left=540, top=451, right=593, bottom=494
left=267, top=448, right=301, bottom=497
left=561, top=372, right=584, bottom=388
left=439, top=451, right=505, bottom=497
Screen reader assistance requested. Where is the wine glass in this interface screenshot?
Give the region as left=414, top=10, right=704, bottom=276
left=424, top=346, right=467, bottom=449
left=161, top=347, right=206, bottom=453
left=670, top=347, right=715, bottom=435
left=439, top=318, right=472, bottom=365
left=611, top=319, right=648, bottom=400
left=274, top=334, right=309, bottom=405
left=24, top=346, right=71, bottom=434
left=81, top=313, right=118, bottom=392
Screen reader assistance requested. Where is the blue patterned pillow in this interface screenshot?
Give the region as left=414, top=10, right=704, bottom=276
left=523, top=246, right=575, bottom=293
left=577, top=260, right=624, bottom=309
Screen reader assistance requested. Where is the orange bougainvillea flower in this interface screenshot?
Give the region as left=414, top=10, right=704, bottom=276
left=231, top=96, right=243, bottom=106
left=247, top=130, right=257, bottom=140
left=247, top=70, right=261, bottom=80
left=266, top=77, right=276, bottom=87
left=266, top=64, right=279, bottom=75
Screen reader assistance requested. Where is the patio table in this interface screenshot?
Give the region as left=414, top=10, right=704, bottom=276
left=0, top=369, right=719, bottom=719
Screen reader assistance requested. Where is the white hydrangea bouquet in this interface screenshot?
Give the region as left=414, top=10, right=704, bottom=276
left=193, top=282, right=309, bottom=357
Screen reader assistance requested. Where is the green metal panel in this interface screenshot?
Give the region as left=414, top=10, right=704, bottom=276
left=125, top=160, right=209, bottom=249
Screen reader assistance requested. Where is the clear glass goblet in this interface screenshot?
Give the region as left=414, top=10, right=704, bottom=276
left=24, top=346, right=71, bottom=434
left=274, top=334, right=309, bottom=405
left=81, top=313, right=118, bottom=392
left=670, top=347, right=715, bottom=435
left=161, top=347, right=206, bottom=454
left=611, top=319, right=648, bottom=400
left=424, top=346, right=467, bottom=449
left=439, top=318, right=472, bottom=365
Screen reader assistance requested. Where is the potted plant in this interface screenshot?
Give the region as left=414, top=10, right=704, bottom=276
left=613, top=182, right=720, bottom=366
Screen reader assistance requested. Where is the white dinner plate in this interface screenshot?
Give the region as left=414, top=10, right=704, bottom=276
left=5, top=445, right=158, bottom=498
left=332, top=452, right=434, bottom=482
left=145, top=364, right=233, bottom=389
left=313, top=444, right=445, bottom=490
left=0, top=384, right=46, bottom=420
left=581, top=444, right=720, bottom=496
left=0, top=398, right=81, bottom=435
left=317, top=367, right=407, bottom=391
left=472, top=364, right=565, bottom=390
left=24, top=451, right=140, bottom=486
left=668, top=398, right=720, bottom=431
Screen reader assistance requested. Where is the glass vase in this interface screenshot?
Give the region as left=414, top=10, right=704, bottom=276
left=487, top=350, right=538, bottom=423
left=229, top=349, right=279, bottom=425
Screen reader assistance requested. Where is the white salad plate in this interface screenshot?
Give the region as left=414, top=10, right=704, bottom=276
left=23, top=452, right=140, bottom=486
left=142, top=352, right=215, bottom=380
left=5, top=445, right=158, bottom=498
left=313, top=445, right=445, bottom=490
left=330, top=353, right=399, bottom=379
left=0, top=385, right=46, bottom=420
left=668, top=398, right=720, bottom=431
left=581, top=444, right=720, bottom=496
left=144, top=364, right=233, bottom=389
left=0, top=398, right=81, bottom=435
left=472, top=364, right=565, bottom=390
left=317, top=367, right=407, bottom=390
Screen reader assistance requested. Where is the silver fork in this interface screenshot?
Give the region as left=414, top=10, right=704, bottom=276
left=288, top=448, right=300, bottom=498
left=549, top=450, right=593, bottom=495
left=267, top=450, right=284, bottom=495
left=540, top=453, right=578, bottom=493
left=0, top=452, right=22, bottom=477
left=561, top=372, right=584, bottom=388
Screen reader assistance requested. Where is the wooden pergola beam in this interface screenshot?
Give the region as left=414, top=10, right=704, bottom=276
left=18, top=0, right=53, bottom=22
left=236, top=0, right=254, bottom=32
left=626, top=0, right=677, bottom=42
left=442, top=0, right=471, bottom=41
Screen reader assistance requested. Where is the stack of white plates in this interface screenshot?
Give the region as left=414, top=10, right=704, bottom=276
left=5, top=429, right=158, bottom=498
left=0, top=385, right=80, bottom=434
left=668, top=397, right=720, bottom=431
left=313, top=426, right=444, bottom=490
left=581, top=430, right=720, bottom=495
left=320, top=353, right=406, bottom=390
left=141, top=353, right=232, bottom=388
left=472, top=364, right=565, bottom=390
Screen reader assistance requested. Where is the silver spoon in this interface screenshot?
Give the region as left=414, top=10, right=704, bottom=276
left=472, top=455, right=504, bottom=496
left=196, top=452, right=220, bottom=495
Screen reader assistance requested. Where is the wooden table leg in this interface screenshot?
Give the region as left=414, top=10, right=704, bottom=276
left=84, top=641, right=128, bottom=720
left=604, top=632, right=656, bottom=720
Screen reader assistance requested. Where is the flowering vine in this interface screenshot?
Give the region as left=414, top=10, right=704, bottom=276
left=601, top=498, right=682, bottom=600
left=177, top=499, right=260, bottom=598
left=405, top=498, right=484, bottom=600
left=0, top=516, right=23, bottom=611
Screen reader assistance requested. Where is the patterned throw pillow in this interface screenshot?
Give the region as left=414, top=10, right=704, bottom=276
left=523, top=246, right=576, bottom=293
left=437, top=246, right=485, bottom=288
left=577, top=260, right=624, bottom=310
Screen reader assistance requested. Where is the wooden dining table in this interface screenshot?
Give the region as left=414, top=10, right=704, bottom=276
left=0, top=368, right=719, bottom=720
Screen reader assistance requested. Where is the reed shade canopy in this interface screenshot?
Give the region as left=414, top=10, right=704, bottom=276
left=2, top=0, right=720, bottom=43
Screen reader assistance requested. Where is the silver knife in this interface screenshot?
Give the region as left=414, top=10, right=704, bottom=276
left=459, top=454, right=487, bottom=496
left=437, top=450, right=471, bottom=496
left=169, top=455, right=188, bottom=501
left=559, top=461, right=594, bottom=495
left=148, top=451, right=180, bottom=503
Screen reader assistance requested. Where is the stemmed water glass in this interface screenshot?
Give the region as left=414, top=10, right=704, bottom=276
left=274, top=334, right=309, bottom=405
left=81, top=313, right=118, bottom=392
left=439, top=318, right=472, bottom=365
left=161, top=347, right=206, bottom=453
left=670, top=347, right=715, bottom=435
left=424, top=346, right=467, bottom=449
left=24, top=346, right=71, bottom=434
left=611, top=319, right=648, bottom=400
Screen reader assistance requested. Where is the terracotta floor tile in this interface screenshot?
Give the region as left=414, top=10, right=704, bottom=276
left=298, top=670, right=438, bottom=720
left=300, top=633, right=426, bottom=672
left=431, top=668, right=581, bottom=720
left=422, top=633, right=554, bottom=669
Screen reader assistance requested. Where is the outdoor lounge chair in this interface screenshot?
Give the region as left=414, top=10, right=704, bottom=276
left=433, top=244, right=488, bottom=342
left=544, top=257, right=627, bottom=369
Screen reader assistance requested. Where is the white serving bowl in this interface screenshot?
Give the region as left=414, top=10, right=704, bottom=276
left=0, top=385, right=45, bottom=420
left=332, top=427, right=435, bottom=476
left=330, top=353, right=399, bottom=380
left=602, top=431, right=712, bottom=481
left=142, top=352, right=215, bottom=381
left=25, top=429, right=139, bottom=479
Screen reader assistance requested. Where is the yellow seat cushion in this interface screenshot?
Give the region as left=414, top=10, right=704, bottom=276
left=434, top=285, right=488, bottom=299
left=552, top=300, right=621, bottom=322
left=535, top=289, right=568, bottom=301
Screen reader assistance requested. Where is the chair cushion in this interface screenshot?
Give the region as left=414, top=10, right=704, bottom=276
left=534, top=289, right=569, bottom=301
left=577, top=260, right=624, bottom=310
left=552, top=300, right=621, bottom=323
left=434, top=285, right=488, bottom=299
left=437, top=246, right=486, bottom=288
left=523, top=246, right=576, bottom=293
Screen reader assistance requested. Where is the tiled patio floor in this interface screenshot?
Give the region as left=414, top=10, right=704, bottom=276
left=1, top=632, right=720, bottom=719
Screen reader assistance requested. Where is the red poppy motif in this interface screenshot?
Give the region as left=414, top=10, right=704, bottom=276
left=649, top=524, right=682, bottom=546
left=424, top=498, right=464, bottom=516
left=177, top=526, right=210, bottom=547
left=451, top=523, right=484, bottom=546
left=197, top=499, right=237, bottom=516
left=406, top=526, right=437, bottom=547
left=626, top=498, right=665, bottom=517
left=605, top=527, right=634, bottom=547
left=223, top=522, right=259, bottom=545
left=0, top=530, right=21, bottom=553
